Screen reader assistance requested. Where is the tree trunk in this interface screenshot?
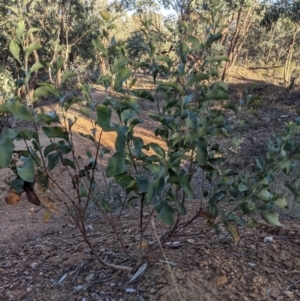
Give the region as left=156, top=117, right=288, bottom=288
left=284, top=26, right=298, bottom=84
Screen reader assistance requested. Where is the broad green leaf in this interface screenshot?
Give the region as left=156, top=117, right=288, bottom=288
left=26, top=28, right=40, bottom=38
left=187, top=73, right=209, bottom=87
left=33, top=85, right=59, bottom=99
left=106, top=152, right=126, bottom=177
left=260, top=211, right=281, bottom=226
left=79, top=132, right=95, bottom=142
left=62, top=72, right=76, bottom=84
left=202, top=90, right=230, bottom=101
left=159, top=82, right=183, bottom=93
left=9, top=40, right=21, bottom=63
left=155, top=201, right=174, bottom=225
left=131, top=90, right=155, bottom=102
left=256, top=188, right=273, bottom=201
left=175, top=200, right=187, bottom=215
left=206, top=33, right=222, bottom=47
left=149, top=143, right=165, bottom=158
left=8, top=178, right=24, bottom=193
left=92, top=39, right=107, bottom=56
left=56, top=56, right=64, bottom=69
left=0, top=136, right=14, bottom=168
left=6, top=6, right=19, bottom=15
left=79, top=183, right=88, bottom=197
left=187, top=35, right=201, bottom=51
left=238, top=183, right=248, bottom=192
left=114, top=69, right=132, bottom=91
left=47, top=153, right=59, bottom=171
left=115, top=125, right=127, bottom=152
left=112, top=58, right=129, bottom=73
left=80, top=107, right=90, bottom=117
left=100, top=11, right=111, bottom=22
left=255, top=157, right=265, bottom=171
left=274, top=197, right=288, bottom=208
left=196, top=138, right=208, bottom=165
left=115, top=174, right=136, bottom=189
left=129, top=78, right=137, bottom=89
left=16, top=20, right=25, bottom=39
left=25, top=43, right=42, bottom=60
left=17, top=156, right=35, bottom=182
left=223, top=104, right=238, bottom=114
left=137, top=177, right=149, bottom=193
left=240, top=200, right=255, bottom=214
left=224, top=222, right=240, bottom=244
left=6, top=101, right=33, bottom=121
left=42, top=126, right=69, bottom=141
left=38, top=111, right=60, bottom=124
left=285, top=183, right=300, bottom=202
left=61, top=158, right=75, bottom=169
left=30, top=62, right=46, bottom=73
left=248, top=219, right=259, bottom=228
left=96, top=104, right=114, bottom=131
left=179, top=41, right=189, bottom=63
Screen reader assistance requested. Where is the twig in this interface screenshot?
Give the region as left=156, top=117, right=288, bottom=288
left=285, top=279, right=300, bottom=291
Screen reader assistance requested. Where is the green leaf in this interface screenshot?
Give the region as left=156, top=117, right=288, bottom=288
left=106, top=152, right=126, bottom=177
left=56, top=56, right=64, bottom=69
left=115, top=174, right=136, bottom=189
left=206, top=33, right=222, bottom=47
left=6, top=101, right=33, bottom=121
left=9, top=40, right=21, bottom=63
left=92, top=39, right=107, bottom=56
left=129, top=78, right=137, bottom=89
left=196, top=138, right=208, bottom=165
left=100, top=11, right=111, bottom=22
left=6, top=6, right=19, bottom=15
left=187, top=35, right=201, bottom=51
left=274, top=197, right=288, bottom=208
left=238, top=183, right=248, bottom=192
left=175, top=200, right=187, bottom=215
left=42, top=126, right=69, bottom=141
left=155, top=201, right=174, bottom=225
left=16, top=20, right=25, bottom=39
left=137, top=177, right=149, bottom=193
left=159, top=82, right=183, bottom=93
left=25, top=43, right=42, bottom=61
left=224, top=222, right=240, bottom=244
left=33, top=85, right=59, bottom=99
left=79, top=183, right=88, bottom=197
left=285, top=183, right=300, bottom=202
left=114, top=69, right=132, bottom=91
left=62, top=72, right=76, bottom=84
left=223, top=103, right=238, bottom=114
left=256, top=188, right=273, bottom=201
left=187, top=73, right=209, bottom=87
left=79, top=132, right=95, bottom=142
left=149, top=143, right=165, bottom=158
left=131, top=90, right=155, bottom=101
left=38, top=111, right=60, bottom=124
left=202, top=90, right=230, bottom=101
left=260, top=211, right=281, bottom=226
left=8, top=178, right=24, bottom=193
left=62, top=158, right=75, bottom=169
left=26, top=27, right=40, bottom=38
left=80, top=107, right=90, bottom=117
left=17, top=156, right=35, bottom=182
left=179, top=41, right=189, bottom=63
left=47, top=153, right=59, bottom=171
left=30, top=62, right=46, bottom=73
left=0, top=136, right=14, bottom=168
left=248, top=219, right=259, bottom=228
left=96, top=104, right=114, bottom=131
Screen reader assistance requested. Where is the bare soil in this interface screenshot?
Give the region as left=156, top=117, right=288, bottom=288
left=1, top=71, right=300, bottom=301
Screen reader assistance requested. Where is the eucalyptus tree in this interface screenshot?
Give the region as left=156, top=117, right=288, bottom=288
left=262, top=0, right=300, bottom=82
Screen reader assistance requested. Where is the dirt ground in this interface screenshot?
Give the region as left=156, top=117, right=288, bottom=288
left=1, top=70, right=300, bottom=301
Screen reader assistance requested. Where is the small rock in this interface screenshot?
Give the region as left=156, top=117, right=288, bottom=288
left=283, top=291, right=293, bottom=299
left=110, top=282, right=116, bottom=287
left=31, top=262, right=38, bottom=269
left=209, top=275, right=228, bottom=286
left=74, top=285, right=85, bottom=291
left=248, top=262, right=256, bottom=267
left=264, top=236, right=273, bottom=243
left=125, top=288, right=136, bottom=293
left=87, top=225, right=94, bottom=231
left=187, top=239, right=195, bottom=243
left=86, top=273, right=95, bottom=282
left=150, top=288, right=158, bottom=293
left=26, top=287, right=32, bottom=293
left=82, top=298, right=87, bottom=301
